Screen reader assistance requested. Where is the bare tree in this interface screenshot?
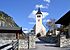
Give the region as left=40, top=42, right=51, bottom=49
left=46, top=19, right=57, bottom=35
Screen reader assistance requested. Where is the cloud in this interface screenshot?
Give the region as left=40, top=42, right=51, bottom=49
left=29, top=22, right=35, bottom=24
left=43, top=19, right=47, bottom=22
left=42, top=11, right=49, bottom=18
left=22, top=27, right=28, bottom=30
left=35, top=0, right=50, bottom=9
left=35, top=4, right=48, bottom=9
left=28, top=10, right=36, bottom=19
left=28, top=10, right=49, bottom=19
left=23, top=30, right=29, bottom=33
left=28, top=10, right=49, bottom=25
left=44, top=0, right=50, bottom=3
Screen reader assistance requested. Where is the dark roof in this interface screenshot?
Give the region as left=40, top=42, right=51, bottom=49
left=0, top=27, right=21, bottom=30
left=0, top=27, right=22, bottom=33
left=55, top=10, right=70, bottom=26
left=36, top=8, right=42, bottom=14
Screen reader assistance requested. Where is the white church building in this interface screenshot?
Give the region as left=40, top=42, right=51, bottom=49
left=33, top=8, right=46, bottom=37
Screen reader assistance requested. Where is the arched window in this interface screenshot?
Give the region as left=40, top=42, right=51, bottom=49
left=36, top=33, right=41, bottom=37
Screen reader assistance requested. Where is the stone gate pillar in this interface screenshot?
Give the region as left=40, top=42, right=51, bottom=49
left=28, top=34, right=36, bottom=49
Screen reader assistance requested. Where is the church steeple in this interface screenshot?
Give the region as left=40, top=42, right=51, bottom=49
left=36, top=8, right=42, bottom=14
left=35, top=7, right=46, bottom=37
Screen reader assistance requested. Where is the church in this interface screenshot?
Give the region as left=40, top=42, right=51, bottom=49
left=33, top=8, right=46, bottom=37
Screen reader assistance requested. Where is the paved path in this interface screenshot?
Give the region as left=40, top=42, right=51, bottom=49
left=25, top=47, right=70, bottom=50
left=25, top=38, right=70, bottom=50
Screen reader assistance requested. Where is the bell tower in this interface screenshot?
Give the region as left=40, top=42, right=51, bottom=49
left=36, top=8, right=42, bottom=27
left=35, top=8, right=46, bottom=37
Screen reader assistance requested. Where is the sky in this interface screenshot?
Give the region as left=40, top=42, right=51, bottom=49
left=0, top=0, right=70, bottom=31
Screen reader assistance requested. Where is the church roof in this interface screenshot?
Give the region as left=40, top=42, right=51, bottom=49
left=36, top=8, right=42, bottom=14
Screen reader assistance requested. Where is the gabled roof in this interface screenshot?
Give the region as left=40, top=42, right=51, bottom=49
left=55, top=10, right=70, bottom=26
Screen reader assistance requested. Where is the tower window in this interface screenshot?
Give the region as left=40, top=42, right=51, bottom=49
left=37, top=15, right=41, bottom=17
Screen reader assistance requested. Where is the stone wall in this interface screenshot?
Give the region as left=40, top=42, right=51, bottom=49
left=28, top=35, right=35, bottom=48
left=60, top=35, right=70, bottom=47
left=19, top=39, right=28, bottom=49
left=19, top=35, right=36, bottom=50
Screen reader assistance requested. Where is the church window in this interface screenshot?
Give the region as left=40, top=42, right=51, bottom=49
left=37, top=15, right=41, bottom=17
